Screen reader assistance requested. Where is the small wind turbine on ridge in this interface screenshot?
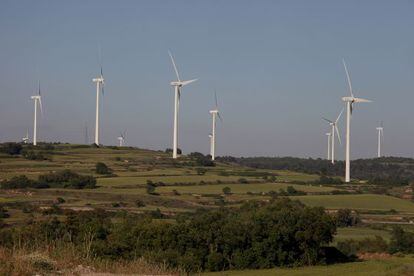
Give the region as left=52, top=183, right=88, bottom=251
left=209, top=91, right=222, bottom=161
left=322, top=108, right=343, bottom=164
left=92, top=47, right=105, bottom=146
left=376, top=121, right=384, bottom=158
left=30, top=82, right=43, bottom=146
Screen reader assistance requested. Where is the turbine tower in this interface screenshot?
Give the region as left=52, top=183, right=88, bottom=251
left=209, top=91, right=222, bottom=161
left=92, top=63, right=104, bottom=146
left=168, top=51, right=197, bottom=159
left=117, top=131, right=126, bottom=147
left=376, top=122, right=384, bottom=158
left=342, top=59, right=371, bottom=182
left=322, top=109, right=343, bottom=164
left=326, top=132, right=331, bottom=160
left=30, top=84, right=43, bottom=146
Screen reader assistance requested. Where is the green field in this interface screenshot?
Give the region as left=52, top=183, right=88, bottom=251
left=157, top=182, right=336, bottom=194
left=334, top=227, right=391, bottom=243
left=292, top=194, right=414, bottom=213
left=204, top=257, right=414, bottom=276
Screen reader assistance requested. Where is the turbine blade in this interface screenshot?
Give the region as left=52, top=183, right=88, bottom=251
left=342, top=59, right=354, bottom=98
left=168, top=50, right=181, bottom=82
left=350, top=102, right=354, bottom=115
left=38, top=97, right=43, bottom=115
left=335, top=108, right=344, bottom=123
left=322, top=117, right=333, bottom=123
left=214, top=90, right=218, bottom=108
left=335, top=125, right=342, bottom=145
left=180, top=79, right=198, bottom=86
left=353, top=97, right=371, bottom=103
left=217, top=112, right=223, bottom=122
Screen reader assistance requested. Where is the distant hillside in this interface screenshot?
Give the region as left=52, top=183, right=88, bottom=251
left=217, top=156, right=414, bottom=184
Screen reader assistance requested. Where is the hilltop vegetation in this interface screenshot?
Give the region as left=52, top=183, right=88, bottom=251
left=217, top=156, right=414, bottom=185
left=0, top=143, right=414, bottom=274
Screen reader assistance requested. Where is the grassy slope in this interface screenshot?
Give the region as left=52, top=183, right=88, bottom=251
left=292, top=194, right=414, bottom=213
left=204, top=257, right=414, bottom=276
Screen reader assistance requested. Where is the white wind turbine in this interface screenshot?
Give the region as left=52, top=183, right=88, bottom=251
left=322, top=108, right=343, bottom=164
left=117, top=131, right=126, bottom=147
left=342, top=59, right=372, bottom=182
left=30, top=83, right=43, bottom=146
left=22, top=129, right=29, bottom=144
left=92, top=61, right=104, bottom=146
left=168, top=51, right=198, bottom=159
left=376, top=122, right=384, bottom=158
left=209, top=91, right=222, bottom=161
left=326, top=132, right=331, bottom=160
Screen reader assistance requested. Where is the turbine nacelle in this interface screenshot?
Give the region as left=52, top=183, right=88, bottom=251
left=170, top=79, right=198, bottom=87
left=93, top=77, right=104, bottom=83
left=209, top=109, right=219, bottom=114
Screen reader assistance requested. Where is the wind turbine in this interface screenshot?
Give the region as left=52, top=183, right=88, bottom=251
left=376, top=122, right=384, bottom=158
left=322, top=109, right=343, bottom=164
left=117, top=131, right=126, bottom=147
left=168, top=51, right=197, bottom=159
left=209, top=91, right=222, bottom=161
left=22, top=129, right=29, bottom=144
left=92, top=57, right=104, bottom=146
left=342, top=59, right=372, bottom=182
left=30, top=83, right=43, bottom=146
left=326, top=132, right=331, bottom=160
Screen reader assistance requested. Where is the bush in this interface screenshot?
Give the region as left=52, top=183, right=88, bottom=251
left=1, top=175, right=36, bottom=189
left=22, top=150, right=47, bottom=160
left=335, top=209, right=360, bottom=227
left=389, top=226, right=414, bottom=254
left=146, top=183, right=156, bottom=194
left=135, top=200, right=145, bottom=207
left=0, top=142, right=22, bottom=155
left=222, top=186, right=232, bottom=195
left=95, top=162, right=111, bottom=175
left=196, top=168, right=207, bottom=175
left=337, top=236, right=388, bottom=257
left=237, top=178, right=249, bottom=184
left=38, top=170, right=96, bottom=189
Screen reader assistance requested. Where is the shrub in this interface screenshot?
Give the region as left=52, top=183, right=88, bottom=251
left=95, top=162, right=111, bottom=175
left=335, top=209, right=360, bottom=227
left=135, top=200, right=145, bottom=207
left=222, top=186, right=232, bottom=195
left=0, top=143, right=22, bottom=155
left=38, top=170, right=96, bottom=189
left=196, top=168, right=207, bottom=175
left=237, top=178, right=249, bottom=184
left=146, top=183, right=156, bottom=194
left=1, top=175, right=32, bottom=189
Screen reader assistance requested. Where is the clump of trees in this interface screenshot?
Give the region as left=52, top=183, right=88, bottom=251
left=189, top=152, right=215, bottom=167
left=0, top=199, right=336, bottom=272
left=0, top=142, right=22, bottom=155
left=38, top=170, right=96, bottom=189
left=335, top=209, right=361, bottom=227
left=0, top=170, right=96, bottom=189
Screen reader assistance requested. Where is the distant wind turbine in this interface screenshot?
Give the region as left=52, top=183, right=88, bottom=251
left=342, top=59, right=372, bottom=182
left=209, top=91, right=222, bottom=161
left=30, top=83, right=43, bottom=146
left=376, top=122, right=384, bottom=158
left=326, top=132, right=331, bottom=160
left=92, top=52, right=105, bottom=146
left=22, top=129, right=29, bottom=144
left=168, top=51, right=198, bottom=159
left=117, top=131, right=126, bottom=147
left=322, top=108, right=343, bottom=164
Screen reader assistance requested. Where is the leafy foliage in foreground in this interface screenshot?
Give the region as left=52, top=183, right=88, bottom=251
left=0, top=198, right=335, bottom=272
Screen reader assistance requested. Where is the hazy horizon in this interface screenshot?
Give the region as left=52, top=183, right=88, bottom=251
left=1, top=0, right=413, bottom=159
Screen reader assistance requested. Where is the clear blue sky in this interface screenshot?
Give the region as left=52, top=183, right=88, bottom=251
left=0, top=0, right=413, bottom=158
